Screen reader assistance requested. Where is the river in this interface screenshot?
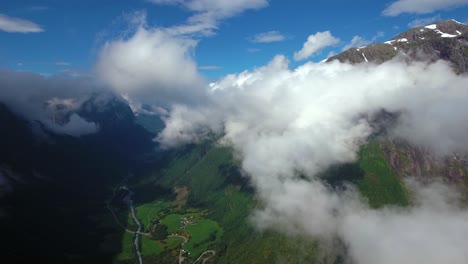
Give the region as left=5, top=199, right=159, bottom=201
left=125, top=188, right=143, bottom=264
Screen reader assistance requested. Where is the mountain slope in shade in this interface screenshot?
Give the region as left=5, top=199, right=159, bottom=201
left=0, top=93, right=155, bottom=263
left=328, top=19, right=468, bottom=73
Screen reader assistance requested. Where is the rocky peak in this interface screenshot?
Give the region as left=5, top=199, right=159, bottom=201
left=327, top=19, right=468, bottom=73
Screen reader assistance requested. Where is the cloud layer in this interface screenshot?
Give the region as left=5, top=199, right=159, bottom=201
left=294, top=31, right=340, bottom=61
left=0, top=14, right=43, bottom=33
left=157, top=56, right=468, bottom=263
left=383, top=0, right=468, bottom=16
left=0, top=70, right=99, bottom=136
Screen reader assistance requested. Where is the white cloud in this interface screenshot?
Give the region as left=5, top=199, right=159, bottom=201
left=96, top=22, right=205, bottom=106
left=0, top=14, right=43, bottom=33
left=48, top=114, right=98, bottom=136
left=383, top=0, right=468, bottom=16
left=408, top=14, right=442, bottom=27
left=156, top=56, right=468, bottom=263
left=149, top=0, right=268, bottom=36
left=293, top=31, right=340, bottom=61
left=97, top=2, right=267, bottom=107
left=251, top=31, right=285, bottom=43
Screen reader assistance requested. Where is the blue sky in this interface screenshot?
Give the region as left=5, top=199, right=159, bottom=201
left=1, top=0, right=467, bottom=79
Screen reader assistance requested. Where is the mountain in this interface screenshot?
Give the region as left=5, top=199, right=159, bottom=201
left=328, top=19, right=468, bottom=73
left=327, top=19, right=468, bottom=191
left=77, top=93, right=156, bottom=160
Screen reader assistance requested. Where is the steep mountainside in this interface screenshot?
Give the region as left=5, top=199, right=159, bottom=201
left=329, top=19, right=468, bottom=192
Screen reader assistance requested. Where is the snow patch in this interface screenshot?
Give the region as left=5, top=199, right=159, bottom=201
left=394, top=47, right=397, bottom=51
left=425, top=23, right=459, bottom=38
left=361, top=53, right=368, bottom=62
left=420, top=29, right=425, bottom=32
left=456, top=30, right=462, bottom=35
left=385, top=38, right=408, bottom=44
left=451, top=19, right=466, bottom=25
left=434, top=29, right=458, bottom=38
left=420, top=37, right=425, bottom=40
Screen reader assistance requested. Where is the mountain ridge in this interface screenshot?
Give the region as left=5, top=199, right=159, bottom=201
left=327, top=19, right=468, bottom=73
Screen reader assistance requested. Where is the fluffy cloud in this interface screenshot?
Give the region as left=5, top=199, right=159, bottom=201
left=97, top=2, right=267, bottom=108
left=256, top=179, right=468, bottom=264
left=157, top=56, right=468, bottom=262
left=251, top=31, right=285, bottom=43
left=0, top=70, right=99, bottom=136
left=96, top=24, right=205, bottom=106
left=0, top=14, right=44, bottom=33
left=383, top=0, right=468, bottom=16
left=159, top=57, right=468, bottom=155
left=294, top=31, right=340, bottom=61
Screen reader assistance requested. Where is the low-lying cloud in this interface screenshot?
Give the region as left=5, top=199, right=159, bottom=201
left=0, top=70, right=99, bottom=136
left=156, top=55, right=468, bottom=263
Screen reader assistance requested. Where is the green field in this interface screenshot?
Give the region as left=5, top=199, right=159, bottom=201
left=136, top=201, right=170, bottom=230
left=165, top=236, right=184, bottom=249
left=184, top=219, right=223, bottom=256
left=141, top=236, right=164, bottom=256
left=117, top=141, right=412, bottom=263
left=161, top=214, right=183, bottom=234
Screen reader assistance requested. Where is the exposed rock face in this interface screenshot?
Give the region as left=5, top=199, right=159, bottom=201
left=379, top=139, right=468, bottom=182
left=328, top=19, right=468, bottom=184
left=328, top=19, right=468, bottom=73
